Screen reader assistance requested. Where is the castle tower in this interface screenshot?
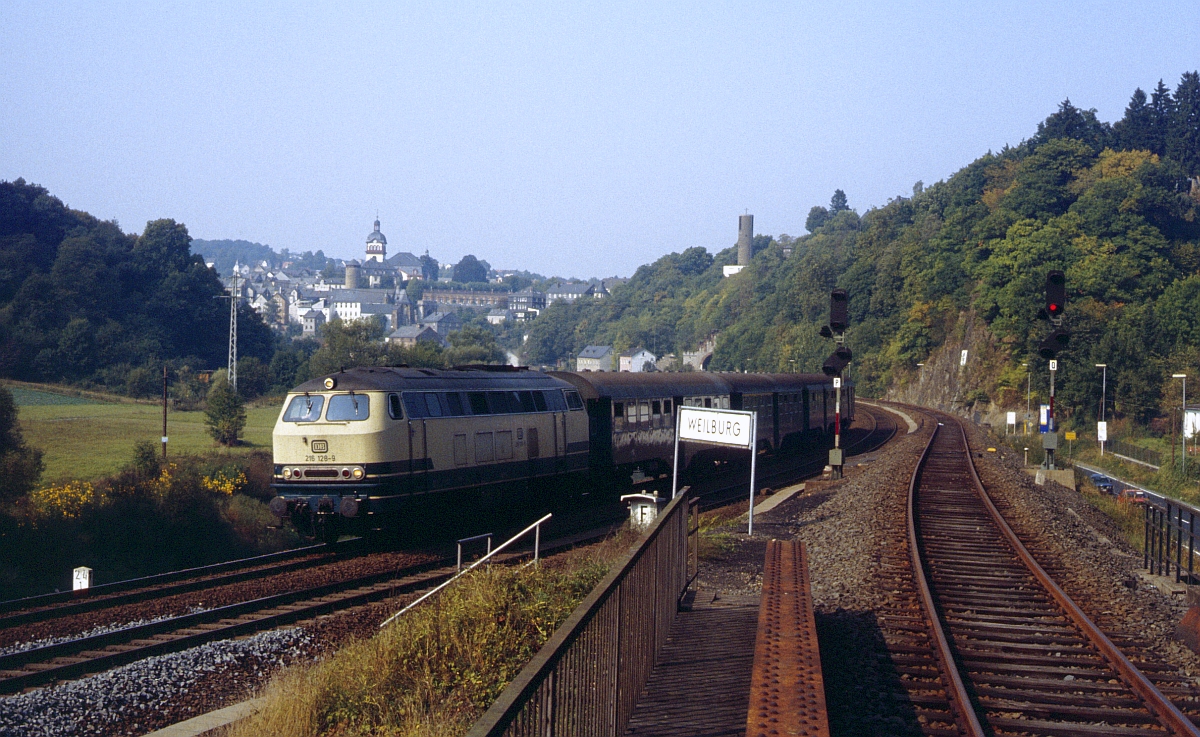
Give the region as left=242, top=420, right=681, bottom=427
left=365, top=218, right=387, bottom=263
left=345, top=260, right=361, bottom=290
left=737, top=214, right=754, bottom=266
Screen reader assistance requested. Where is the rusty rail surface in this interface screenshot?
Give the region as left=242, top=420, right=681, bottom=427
left=465, top=492, right=693, bottom=737
left=745, top=539, right=830, bottom=737
left=911, top=416, right=1200, bottom=736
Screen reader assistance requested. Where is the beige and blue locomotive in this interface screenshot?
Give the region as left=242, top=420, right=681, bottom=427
left=269, top=366, right=590, bottom=541
left=270, top=366, right=851, bottom=540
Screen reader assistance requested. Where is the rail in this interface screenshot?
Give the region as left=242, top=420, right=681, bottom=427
left=465, top=492, right=693, bottom=737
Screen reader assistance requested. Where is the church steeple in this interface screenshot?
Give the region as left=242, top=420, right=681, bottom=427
left=365, top=217, right=387, bottom=263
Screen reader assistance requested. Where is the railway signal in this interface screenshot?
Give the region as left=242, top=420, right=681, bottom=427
left=820, top=289, right=850, bottom=478
left=1037, top=270, right=1069, bottom=470
left=1046, top=270, right=1065, bottom=319
left=829, top=289, right=849, bottom=332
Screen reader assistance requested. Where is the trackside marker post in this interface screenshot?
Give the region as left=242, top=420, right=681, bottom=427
left=672, top=405, right=758, bottom=534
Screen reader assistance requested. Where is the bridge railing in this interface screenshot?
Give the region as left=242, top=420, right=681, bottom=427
left=465, top=492, right=694, bottom=737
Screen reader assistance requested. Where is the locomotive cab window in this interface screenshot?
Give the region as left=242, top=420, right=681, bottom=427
left=424, top=393, right=444, bottom=417
left=446, top=392, right=465, bottom=416
left=532, top=391, right=548, bottom=412
left=326, top=393, right=369, bottom=421
left=565, top=391, right=584, bottom=410
left=468, top=392, right=490, bottom=415
left=388, top=393, right=403, bottom=420
left=283, top=395, right=324, bottom=423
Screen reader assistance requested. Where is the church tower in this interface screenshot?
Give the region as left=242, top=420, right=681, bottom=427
left=365, top=218, right=387, bottom=263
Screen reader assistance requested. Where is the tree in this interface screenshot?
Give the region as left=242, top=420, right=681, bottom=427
left=443, top=325, right=506, bottom=366
left=0, top=385, right=43, bottom=501
left=1149, top=80, right=1176, bottom=156
left=307, top=318, right=388, bottom=376
left=1036, top=99, right=1110, bottom=149
left=830, top=189, right=850, bottom=213
left=1113, top=88, right=1154, bottom=152
left=204, top=374, right=246, bottom=446
left=420, top=252, right=439, bottom=281
left=1168, top=71, right=1200, bottom=175
left=805, top=206, right=830, bottom=233
left=453, top=254, right=487, bottom=284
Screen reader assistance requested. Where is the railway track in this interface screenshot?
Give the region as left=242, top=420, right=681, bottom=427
left=0, top=519, right=618, bottom=695
left=0, top=543, right=344, bottom=630
left=908, top=416, right=1200, bottom=736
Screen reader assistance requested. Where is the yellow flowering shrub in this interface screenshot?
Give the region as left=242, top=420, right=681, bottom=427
left=202, top=470, right=247, bottom=496
left=29, top=481, right=101, bottom=519
left=145, top=463, right=180, bottom=501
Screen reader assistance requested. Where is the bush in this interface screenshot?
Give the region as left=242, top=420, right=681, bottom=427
left=205, top=375, right=246, bottom=446
left=0, top=384, right=43, bottom=502
left=231, top=537, right=631, bottom=737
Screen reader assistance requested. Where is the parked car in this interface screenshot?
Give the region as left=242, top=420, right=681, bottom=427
left=1088, top=473, right=1115, bottom=495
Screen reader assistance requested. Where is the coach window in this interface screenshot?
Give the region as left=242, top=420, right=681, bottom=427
left=652, top=400, right=661, bottom=416
left=704, top=397, right=711, bottom=408
left=327, top=393, right=370, bottom=421
left=663, top=399, right=672, bottom=418
left=388, top=393, right=403, bottom=420
left=639, top=402, right=649, bottom=423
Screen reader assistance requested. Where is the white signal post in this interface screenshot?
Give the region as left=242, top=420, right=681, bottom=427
left=673, top=406, right=758, bottom=534
left=1045, top=359, right=1058, bottom=470
left=1096, top=363, right=1107, bottom=456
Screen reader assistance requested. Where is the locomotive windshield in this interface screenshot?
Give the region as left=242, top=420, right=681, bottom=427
left=283, top=395, right=324, bottom=422
left=327, top=393, right=370, bottom=421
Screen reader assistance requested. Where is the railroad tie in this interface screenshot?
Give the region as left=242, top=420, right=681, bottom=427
left=745, top=539, right=831, bottom=737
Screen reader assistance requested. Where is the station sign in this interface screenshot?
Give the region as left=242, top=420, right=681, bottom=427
left=1097, top=421, right=1107, bottom=442
left=677, top=407, right=755, bottom=448
left=1006, top=411, right=1016, bottom=426
left=1065, top=431, right=1077, bottom=441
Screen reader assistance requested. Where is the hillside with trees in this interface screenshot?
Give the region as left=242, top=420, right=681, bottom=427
left=522, top=72, right=1200, bottom=429
left=0, top=181, right=276, bottom=395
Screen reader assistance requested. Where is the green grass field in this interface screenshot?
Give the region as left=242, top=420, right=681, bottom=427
left=12, top=386, right=281, bottom=483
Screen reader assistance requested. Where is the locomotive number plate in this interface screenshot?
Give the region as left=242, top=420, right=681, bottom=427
left=310, top=440, right=328, bottom=453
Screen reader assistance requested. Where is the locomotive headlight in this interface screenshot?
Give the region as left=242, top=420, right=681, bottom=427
left=281, top=467, right=292, bottom=478
left=324, top=377, right=336, bottom=389
left=352, top=467, right=364, bottom=480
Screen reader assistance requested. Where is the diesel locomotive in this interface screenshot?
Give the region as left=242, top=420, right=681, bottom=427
left=269, top=365, right=852, bottom=540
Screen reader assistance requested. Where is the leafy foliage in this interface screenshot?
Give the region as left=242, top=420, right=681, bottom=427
left=0, top=180, right=275, bottom=394
left=0, top=385, right=44, bottom=501
left=519, top=71, right=1200, bottom=429
left=205, top=373, right=247, bottom=446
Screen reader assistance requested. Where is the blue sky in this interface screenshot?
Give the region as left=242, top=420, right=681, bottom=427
left=2, top=2, right=1198, bottom=278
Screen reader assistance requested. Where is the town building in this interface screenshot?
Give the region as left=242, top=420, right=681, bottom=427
left=546, top=282, right=595, bottom=304
left=487, top=309, right=513, bottom=326
left=388, top=325, right=447, bottom=348
left=509, top=290, right=546, bottom=312
left=577, top=345, right=614, bottom=372
left=619, top=348, right=657, bottom=373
